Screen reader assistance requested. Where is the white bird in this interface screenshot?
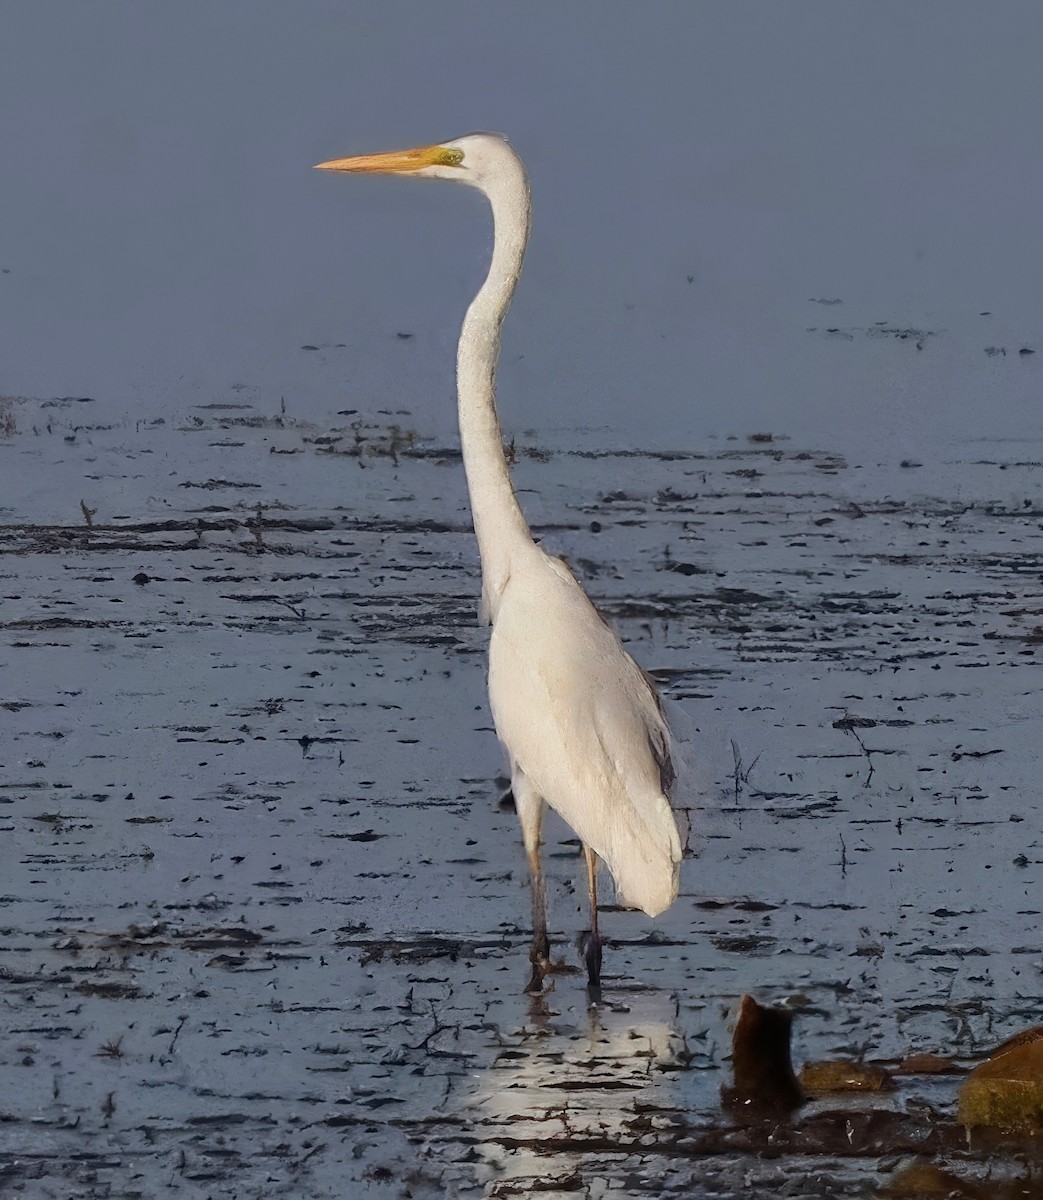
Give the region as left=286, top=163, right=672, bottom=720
left=316, top=133, right=682, bottom=992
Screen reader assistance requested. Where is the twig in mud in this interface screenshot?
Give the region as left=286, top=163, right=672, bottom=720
left=951, top=746, right=1003, bottom=762
left=248, top=502, right=266, bottom=551
left=273, top=597, right=308, bottom=620
left=845, top=725, right=875, bottom=788
left=96, top=1036, right=125, bottom=1060
left=832, top=714, right=880, bottom=787
left=730, top=739, right=763, bottom=803
left=409, top=999, right=456, bottom=1056
left=167, top=1014, right=187, bottom=1057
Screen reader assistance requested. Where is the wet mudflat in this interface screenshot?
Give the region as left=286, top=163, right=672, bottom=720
left=1, top=395, right=1041, bottom=1197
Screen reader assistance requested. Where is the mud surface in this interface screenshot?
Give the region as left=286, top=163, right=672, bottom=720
left=1, top=397, right=1041, bottom=1197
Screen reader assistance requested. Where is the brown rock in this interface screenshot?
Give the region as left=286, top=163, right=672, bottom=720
left=800, top=1058, right=892, bottom=1094
left=958, top=1036, right=1043, bottom=1138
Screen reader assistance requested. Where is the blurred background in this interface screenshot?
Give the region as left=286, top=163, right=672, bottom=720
left=2, top=0, right=1042, bottom=461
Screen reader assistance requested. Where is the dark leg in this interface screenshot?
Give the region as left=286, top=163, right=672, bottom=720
left=582, top=843, right=602, bottom=992
left=513, top=771, right=550, bottom=993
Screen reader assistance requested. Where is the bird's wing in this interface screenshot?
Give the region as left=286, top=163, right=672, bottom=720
left=489, top=552, right=681, bottom=914
left=637, top=664, right=676, bottom=797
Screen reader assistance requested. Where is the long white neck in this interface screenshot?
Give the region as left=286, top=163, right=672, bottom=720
left=457, top=149, right=534, bottom=623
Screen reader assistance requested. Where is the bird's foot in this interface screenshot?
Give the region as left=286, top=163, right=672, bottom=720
left=524, top=956, right=557, bottom=994
left=524, top=933, right=553, bottom=994
left=524, top=964, right=547, bottom=994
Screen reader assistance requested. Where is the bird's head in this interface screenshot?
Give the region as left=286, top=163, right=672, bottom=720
left=315, top=132, right=515, bottom=189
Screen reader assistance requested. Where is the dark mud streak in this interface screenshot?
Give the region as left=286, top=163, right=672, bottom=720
left=0, top=398, right=1040, bottom=1197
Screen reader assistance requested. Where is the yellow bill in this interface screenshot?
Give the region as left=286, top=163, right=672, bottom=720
left=314, top=143, right=463, bottom=174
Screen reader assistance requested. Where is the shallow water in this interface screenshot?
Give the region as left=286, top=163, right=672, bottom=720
left=1, top=398, right=1040, bottom=1196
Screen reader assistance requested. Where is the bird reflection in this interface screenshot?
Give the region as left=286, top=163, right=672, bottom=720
left=466, top=990, right=689, bottom=1183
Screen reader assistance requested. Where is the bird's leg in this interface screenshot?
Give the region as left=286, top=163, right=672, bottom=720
left=524, top=841, right=550, bottom=993
left=581, top=843, right=602, bottom=993
left=513, top=772, right=550, bottom=993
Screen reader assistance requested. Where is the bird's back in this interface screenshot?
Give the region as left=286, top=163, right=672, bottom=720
left=488, top=548, right=682, bottom=916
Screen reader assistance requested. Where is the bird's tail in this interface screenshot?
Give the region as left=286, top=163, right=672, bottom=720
left=598, top=796, right=682, bottom=918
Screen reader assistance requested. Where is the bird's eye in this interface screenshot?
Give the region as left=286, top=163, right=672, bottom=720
left=438, top=148, right=465, bottom=168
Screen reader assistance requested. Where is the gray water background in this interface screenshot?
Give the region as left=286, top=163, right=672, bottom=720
left=3, top=1, right=1043, bottom=456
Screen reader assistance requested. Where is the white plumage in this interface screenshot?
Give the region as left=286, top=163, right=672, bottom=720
left=489, top=547, right=680, bottom=916
left=317, top=132, right=683, bottom=991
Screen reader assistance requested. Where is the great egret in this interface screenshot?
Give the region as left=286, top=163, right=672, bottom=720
left=316, top=133, right=682, bottom=992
